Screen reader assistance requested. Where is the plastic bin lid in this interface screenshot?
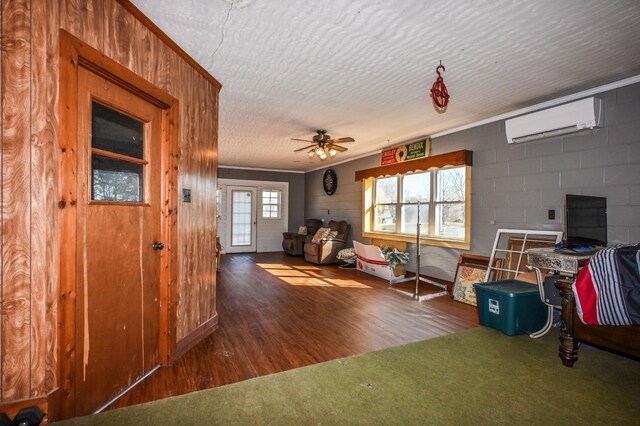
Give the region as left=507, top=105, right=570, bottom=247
left=473, top=280, right=540, bottom=296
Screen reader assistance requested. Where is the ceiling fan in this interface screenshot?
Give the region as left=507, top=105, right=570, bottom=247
left=292, top=129, right=355, bottom=160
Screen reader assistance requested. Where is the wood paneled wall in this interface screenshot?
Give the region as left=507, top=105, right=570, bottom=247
left=176, top=70, right=219, bottom=344
left=0, top=0, right=219, bottom=407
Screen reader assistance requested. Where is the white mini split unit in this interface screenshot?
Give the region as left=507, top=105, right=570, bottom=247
left=505, top=97, right=603, bottom=144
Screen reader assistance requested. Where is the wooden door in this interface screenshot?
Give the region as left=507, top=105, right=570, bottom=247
left=75, top=67, right=163, bottom=414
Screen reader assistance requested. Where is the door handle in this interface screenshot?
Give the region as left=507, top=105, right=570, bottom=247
left=152, top=241, right=165, bottom=251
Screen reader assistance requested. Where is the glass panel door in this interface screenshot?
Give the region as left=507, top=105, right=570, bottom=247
left=231, top=190, right=252, bottom=246
left=227, top=186, right=257, bottom=252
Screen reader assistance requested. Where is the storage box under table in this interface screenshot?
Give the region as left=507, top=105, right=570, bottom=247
left=473, top=280, right=548, bottom=336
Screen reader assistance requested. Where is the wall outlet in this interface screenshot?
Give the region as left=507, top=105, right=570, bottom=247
left=548, top=209, right=555, bottom=220
left=183, top=188, right=192, bottom=203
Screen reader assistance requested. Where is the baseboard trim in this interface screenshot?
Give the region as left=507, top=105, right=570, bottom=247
left=94, top=365, right=161, bottom=414
left=175, top=314, right=219, bottom=360
left=0, top=395, right=48, bottom=424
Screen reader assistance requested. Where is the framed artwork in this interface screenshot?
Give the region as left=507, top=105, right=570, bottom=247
left=452, top=254, right=501, bottom=306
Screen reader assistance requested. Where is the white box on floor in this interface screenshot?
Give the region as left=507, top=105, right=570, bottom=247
left=353, top=241, right=405, bottom=283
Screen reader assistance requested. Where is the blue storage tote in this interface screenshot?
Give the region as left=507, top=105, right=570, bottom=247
left=473, top=280, right=547, bottom=336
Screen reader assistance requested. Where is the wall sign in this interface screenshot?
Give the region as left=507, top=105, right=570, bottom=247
left=381, top=137, right=431, bottom=166
left=323, top=169, right=338, bottom=195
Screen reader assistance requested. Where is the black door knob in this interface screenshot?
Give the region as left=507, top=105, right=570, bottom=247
left=152, top=241, right=165, bottom=251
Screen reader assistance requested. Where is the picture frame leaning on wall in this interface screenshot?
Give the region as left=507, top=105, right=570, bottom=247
left=452, top=254, right=501, bottom=306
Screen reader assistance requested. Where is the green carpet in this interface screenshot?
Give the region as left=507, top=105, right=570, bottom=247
left=58, top=327, right=640, bottom=425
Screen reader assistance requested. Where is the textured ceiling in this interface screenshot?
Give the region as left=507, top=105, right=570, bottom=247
left=131, top=0, right=640, bottom=172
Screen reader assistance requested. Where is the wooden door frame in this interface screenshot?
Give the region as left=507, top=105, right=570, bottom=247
left=54, top=30, right=179, bottom=419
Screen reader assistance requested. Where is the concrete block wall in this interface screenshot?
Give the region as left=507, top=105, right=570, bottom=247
left=305, top=82, right=640, bottom=281
left=305, top=157, right=376, bottom=244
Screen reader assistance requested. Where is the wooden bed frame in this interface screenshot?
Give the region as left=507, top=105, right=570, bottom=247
left=556, top=280, right=640, bottom=367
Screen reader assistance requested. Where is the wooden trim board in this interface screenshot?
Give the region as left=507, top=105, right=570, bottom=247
left=175, top=315, right=219, bottom=361
left=0, top=396, right=48, bottom=424
left=354, top=149, right=473, bottom=181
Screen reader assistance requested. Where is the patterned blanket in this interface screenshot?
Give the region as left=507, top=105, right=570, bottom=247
left=573, top=245, right=640, bottom=325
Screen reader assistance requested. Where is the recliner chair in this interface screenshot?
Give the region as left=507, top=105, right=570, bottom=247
left=282, top=218, right=323, bottom=256
left=304, top=220, right=351, bottom=264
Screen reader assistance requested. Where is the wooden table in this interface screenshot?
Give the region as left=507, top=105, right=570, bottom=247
left=528, top=247, right=640, bottom=367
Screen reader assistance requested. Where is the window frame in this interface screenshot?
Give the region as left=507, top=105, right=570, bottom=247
left=89, top=99, right=149, bottom=205
left=261, top=189, right=282, bottom=219
left=362, top=165, right=471, bottom=249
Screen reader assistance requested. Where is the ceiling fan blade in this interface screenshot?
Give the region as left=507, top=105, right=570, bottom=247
left=294, top=144, right=317, bottom=152
left=332, top=137, right=355, bottom=143
left=291, top=138, right=314, bottom=143
left=332, top=145, right=348, bottom=152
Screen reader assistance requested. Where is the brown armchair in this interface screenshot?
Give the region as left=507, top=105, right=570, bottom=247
left=282, top=218, right=323, bottom=256
left=304, top=220, right=351, bottom=265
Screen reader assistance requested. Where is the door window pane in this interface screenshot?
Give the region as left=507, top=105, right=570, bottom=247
left=232, top=190, right=252, bottom=246
left=91, top=102, right=144, bottom=202
left=92, top=101, right=144, bottom=159
left=92, top=155, right=143, bottom=202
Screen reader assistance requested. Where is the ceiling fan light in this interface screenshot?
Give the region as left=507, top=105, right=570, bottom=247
left=293, top=130, right=354, bottom=161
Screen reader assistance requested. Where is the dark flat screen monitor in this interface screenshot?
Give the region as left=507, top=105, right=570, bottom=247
left=565, top=194, right=607, bottom=247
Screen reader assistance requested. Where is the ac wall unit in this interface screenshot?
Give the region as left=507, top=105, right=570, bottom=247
left=505, top=97, right=603, bottom=144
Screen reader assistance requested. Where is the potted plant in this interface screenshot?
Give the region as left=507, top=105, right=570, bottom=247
left=380, top=245, right=410, bottom=276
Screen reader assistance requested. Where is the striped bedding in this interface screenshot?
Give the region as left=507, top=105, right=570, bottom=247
left=572, top=245, right=640, bottom=326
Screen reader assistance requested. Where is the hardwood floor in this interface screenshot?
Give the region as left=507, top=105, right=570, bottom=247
left=107, top=252, right=480, bottom=410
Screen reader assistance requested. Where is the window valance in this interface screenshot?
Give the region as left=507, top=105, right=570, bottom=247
left=355, top=149, right=473, bottom=181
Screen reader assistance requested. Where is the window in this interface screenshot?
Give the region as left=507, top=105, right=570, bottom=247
left=365, top=165, right=469, bottom=248
left=91, top=101, right=146, bottom=202
left=435, top=167, right=466, bottom=239
left=262, top=190, right=281, bottom=219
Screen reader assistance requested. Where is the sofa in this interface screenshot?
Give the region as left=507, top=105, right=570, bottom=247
left=303, top=220, right=351, bottom=264
left=282, top=218, right=323, bottom=256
